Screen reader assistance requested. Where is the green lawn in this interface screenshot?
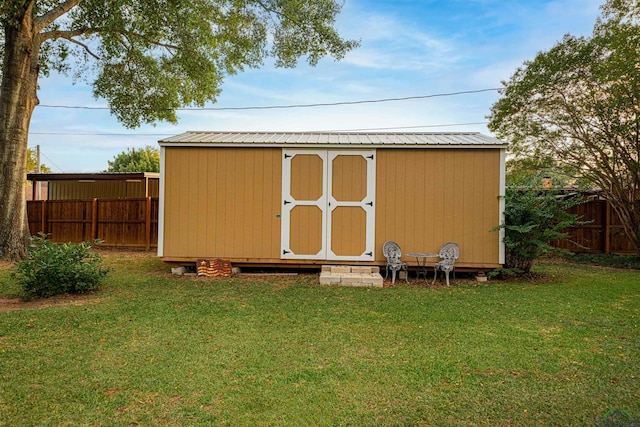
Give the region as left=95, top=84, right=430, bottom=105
left=0, top=253, right=638, bottom=426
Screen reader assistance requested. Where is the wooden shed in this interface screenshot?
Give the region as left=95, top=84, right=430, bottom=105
left=27, top=172, right=160, bottom=201
left=158, top=132, right=506, bottom=270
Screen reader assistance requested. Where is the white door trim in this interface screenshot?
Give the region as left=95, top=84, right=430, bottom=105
left=280, top=149, right=328, bottom=259
left=281, top=149, right=376, bottom=261
left=326, top=150, right=376, bottom=261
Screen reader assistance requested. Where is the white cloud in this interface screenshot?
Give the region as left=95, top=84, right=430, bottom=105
left=339, top=12, right=459, bottom=72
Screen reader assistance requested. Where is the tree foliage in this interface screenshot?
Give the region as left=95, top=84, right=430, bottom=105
left=1, top=0, right=358, bottom=128
left=26, top=148, right=51, bottom=173
left=0, top=0, right=357, bottom=260
left=106, top=145, right=159, bottom=172
left=488, top=0, right=640, bottom=253
left=494, top=175, right=583, bottom=276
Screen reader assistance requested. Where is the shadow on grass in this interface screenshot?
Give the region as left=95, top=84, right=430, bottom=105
left=562, top=253, right=640, bottom=270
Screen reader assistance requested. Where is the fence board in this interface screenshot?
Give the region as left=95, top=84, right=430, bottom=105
left=554, top=199, right=636, bottom=254
left=26, top=196, right=635, bottom=254
left=27, top=198, right=158, bottom=250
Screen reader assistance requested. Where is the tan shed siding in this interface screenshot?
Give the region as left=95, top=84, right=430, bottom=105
left=163, top=147, right=282, bottom=259
left=48, top=179, right=158, bottom=200
left=375, top=149, right=501, bottom=266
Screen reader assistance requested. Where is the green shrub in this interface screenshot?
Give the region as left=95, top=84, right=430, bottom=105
left=14, top=234, right=109, bottom=299
left=492, top=176, right=584, bottom=277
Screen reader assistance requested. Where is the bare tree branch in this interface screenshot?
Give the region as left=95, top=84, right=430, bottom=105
left=67, top=37, right=100, bottom=60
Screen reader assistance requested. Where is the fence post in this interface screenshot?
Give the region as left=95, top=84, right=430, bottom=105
left=146, top=196, right=152, bottom=251
left=41, top=200, right=47, bottom=236
left=92, top=198, right=98, bottom=241
left=604, top=199, right=611, bottom=254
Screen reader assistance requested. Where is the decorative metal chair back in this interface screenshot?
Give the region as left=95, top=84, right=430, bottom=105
left=433, top=242, right=460, bottom=286
left=383, top=240, right=402, bottom=261
left=438, top=242, right=460, bottom=263
left=382, top=240, right=408, bottom=284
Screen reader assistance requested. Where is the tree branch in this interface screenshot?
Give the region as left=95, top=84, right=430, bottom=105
left=39, top=28, right=94, bottom=42
left=37, top=27, right=101, bottom=59
left=39, top=27, right=179, bottom=54
left=67, top=37, right=101, bottom=60
left=34, top=0, right=84, bottom=33
left=253, top=0, right=289, bottom=23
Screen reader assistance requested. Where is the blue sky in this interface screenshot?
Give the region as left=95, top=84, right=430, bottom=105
left=29, top=0, right=603, bottom=172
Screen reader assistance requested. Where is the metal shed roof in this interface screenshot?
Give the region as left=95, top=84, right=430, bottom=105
left=158, top=131, right=506, bottom=148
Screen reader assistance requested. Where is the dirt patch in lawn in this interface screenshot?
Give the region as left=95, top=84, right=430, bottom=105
left=0, top=293, right=101, bottom=312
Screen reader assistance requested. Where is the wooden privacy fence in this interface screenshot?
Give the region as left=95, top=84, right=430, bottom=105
left=27, top=197, right=159, bottom=251
left=553, top=199, right=636, bottom=254
left=26, top=196, right=635, bottom=254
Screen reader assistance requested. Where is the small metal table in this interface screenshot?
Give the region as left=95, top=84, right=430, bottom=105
left=406, top=253, right=439, bottom=284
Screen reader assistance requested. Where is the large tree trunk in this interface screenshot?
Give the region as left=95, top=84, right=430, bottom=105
left=0, top=5, right=40, bottom=261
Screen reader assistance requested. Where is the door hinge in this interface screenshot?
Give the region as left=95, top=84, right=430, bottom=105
left=366, top=155, right=374, bottom=160
left=366, top=201, right=373, bottom=206
left=284, top=200, right=291, bottom=205
left=284, top=153, right=292, bottom=159
left=283, top=249, right=291, bottom=255
left=365, top=252, right=373, bottom=257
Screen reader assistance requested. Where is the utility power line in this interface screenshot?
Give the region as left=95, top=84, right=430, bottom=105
left=325, top=122, right=489, bottom=132
left=40, top=152, right=65, bottom=173
left=29, top=121, right=490, bottom=137
left=37, top=88, right=501, bottom=111
left=30, top=131, right=173, bottom=136
left=31, top=88, right=497, bottom=136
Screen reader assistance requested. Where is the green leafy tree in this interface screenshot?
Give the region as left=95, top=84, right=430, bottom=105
left=26, top=148, right=51, bottom=173
left=495, top=175, right=582, bottom=276
left=107, top=145, right=159, bottom=172
left=0, top=0, right=357, bottom=260
left=489, top=0, right=640, bottom=253
left=505, top=157, right=574, bottom=189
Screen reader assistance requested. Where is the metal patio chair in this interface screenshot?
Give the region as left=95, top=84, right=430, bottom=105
left=382, top=241, right=409, bottom=285
left=433, top=242, right=460, bottom=286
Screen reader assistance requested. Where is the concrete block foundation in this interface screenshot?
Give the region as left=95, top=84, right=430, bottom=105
left=319, top=266, right=383, bottom=287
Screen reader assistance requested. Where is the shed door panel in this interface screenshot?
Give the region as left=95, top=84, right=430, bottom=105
left=281, top=149, right=375, bottom=261
left=327, top=151, right=376, bottom=260
left=281, top=151, right=327, bottom=259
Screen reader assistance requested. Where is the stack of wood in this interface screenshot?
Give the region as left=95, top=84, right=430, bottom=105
left=196, top=259, right=232, bottom=277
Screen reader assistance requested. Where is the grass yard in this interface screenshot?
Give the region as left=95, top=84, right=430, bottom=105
left=0, top=253, right=638, bottom=426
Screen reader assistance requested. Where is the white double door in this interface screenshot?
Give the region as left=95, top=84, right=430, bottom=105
left=281, top=149, right=376, bottom=261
